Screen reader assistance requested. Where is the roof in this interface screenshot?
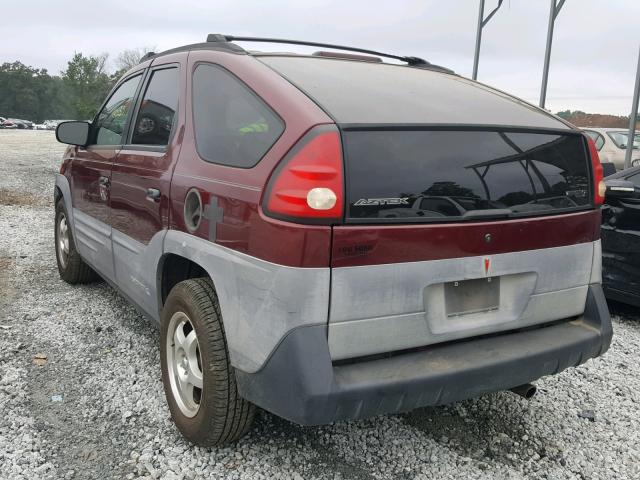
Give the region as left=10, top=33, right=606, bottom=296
left=135, top=34, right=570, bottom=130
left=259, top=55, right=570, bottom=128
left=139, top=34, right=453, bottom=74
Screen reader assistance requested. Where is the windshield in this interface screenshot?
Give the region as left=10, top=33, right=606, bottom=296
left=608, top=131, right=640, bottom=149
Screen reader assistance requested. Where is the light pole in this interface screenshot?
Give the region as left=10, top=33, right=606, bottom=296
left=624, top=46, right=640, bottom=170
left=472, top=0, right=504, bottom=80
left=539, top=0, right=566, bottom=109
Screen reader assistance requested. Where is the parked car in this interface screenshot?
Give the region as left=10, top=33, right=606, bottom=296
left=601, top=166, right=640, bottom=306
left=583, top=127, right=640, bottom=170
left=0, top=119, right=18, bottom=129
left=53, top=34, right=612, bottom=446
left=44, top=120, right=65, bottom=130
left=1, top=118, right=33, bottom=129
left=34, top=123, right=48, bottom=130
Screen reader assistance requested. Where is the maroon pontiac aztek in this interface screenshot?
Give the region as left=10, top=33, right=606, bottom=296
left=54, top=35, right=612, bottom=446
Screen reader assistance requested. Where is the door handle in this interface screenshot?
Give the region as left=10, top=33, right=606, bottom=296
left=146, top=188, right=161, bottom=202
left=99, top=176, right=110, bottom=187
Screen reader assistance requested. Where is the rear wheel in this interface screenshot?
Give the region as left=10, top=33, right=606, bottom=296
left=54, top=200, right=97, bottom=284
left=160, top=278, right=255, bottom=446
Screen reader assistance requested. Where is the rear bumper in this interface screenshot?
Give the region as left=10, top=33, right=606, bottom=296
left=235, top=283, right=612, bottom=426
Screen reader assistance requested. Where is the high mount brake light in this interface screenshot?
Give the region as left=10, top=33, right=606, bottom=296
left=587, top=136, right=605, bottom=206
left=263, top=126, right=344, bottom=223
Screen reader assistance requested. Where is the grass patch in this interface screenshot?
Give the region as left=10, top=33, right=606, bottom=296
left=0, top=188, right=49, bottom=206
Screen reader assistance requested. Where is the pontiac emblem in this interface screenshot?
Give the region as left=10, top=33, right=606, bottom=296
left=484, top=258, right=491, bottom=276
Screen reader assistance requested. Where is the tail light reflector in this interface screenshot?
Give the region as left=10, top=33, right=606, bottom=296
left=587, top=136, right=605, bottom=205
left=263, top=126, right=344, bottom=223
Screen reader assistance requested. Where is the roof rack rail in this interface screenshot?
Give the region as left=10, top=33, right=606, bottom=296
left=312, top=51, right=383, bottom=63
left=207, top=34, right=453, bottom=72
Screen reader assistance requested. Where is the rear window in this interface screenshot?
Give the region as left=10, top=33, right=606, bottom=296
left=343, top=129, right=592, bottom=223
left=192, top=63, right=284, bottom=168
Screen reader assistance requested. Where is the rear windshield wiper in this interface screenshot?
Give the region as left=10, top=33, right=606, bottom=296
left=460, top=208, right=513, bottom=220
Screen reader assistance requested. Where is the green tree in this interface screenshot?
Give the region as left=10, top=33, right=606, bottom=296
left=0, top=61, right=63, bottom=122
left=61, top=53, right=113, bottom=120
left=112, top=47, right=155, bottom=80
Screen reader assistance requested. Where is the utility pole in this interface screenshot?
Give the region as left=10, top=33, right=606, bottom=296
left=539, top=0, right=566, bottom=109
left=624, top=45, right=640, bottom=170
left=472, top=0, right=504, bottom=80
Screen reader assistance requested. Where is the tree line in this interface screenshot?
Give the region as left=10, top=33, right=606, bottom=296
left=556, top=110, right=640, bottom=129
left=0, top=48, right=152, bottom=123
left=3, top=52, right=638, bottom=125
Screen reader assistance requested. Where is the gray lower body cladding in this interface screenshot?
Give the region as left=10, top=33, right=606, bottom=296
left=235, top=283, right=612, bottom=426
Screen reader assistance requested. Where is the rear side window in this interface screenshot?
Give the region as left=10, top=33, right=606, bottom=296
left=343, top=129, right=592, bottom=222
left=131, top=67, right=179, bottom=146
left=192, top=64, right=284, bottom=167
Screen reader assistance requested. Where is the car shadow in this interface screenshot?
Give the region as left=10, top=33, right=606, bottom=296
left=401, top=392, right=568, bottom=471
left=606, top=299, right=640, bottom=321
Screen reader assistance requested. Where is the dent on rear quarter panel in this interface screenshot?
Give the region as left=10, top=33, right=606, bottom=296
left=162, top=230, right=330, bottom=373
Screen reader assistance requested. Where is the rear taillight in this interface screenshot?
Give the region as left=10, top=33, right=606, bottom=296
left=263, top=125, right=344, bottom=223
left=587, top=136, right=605, bottom=205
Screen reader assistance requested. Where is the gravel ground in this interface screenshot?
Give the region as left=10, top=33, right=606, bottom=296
left=1, top=129, right=639, bottom=480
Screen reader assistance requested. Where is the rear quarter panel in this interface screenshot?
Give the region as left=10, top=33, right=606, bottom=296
left=170, top=50, right=335, bottom=267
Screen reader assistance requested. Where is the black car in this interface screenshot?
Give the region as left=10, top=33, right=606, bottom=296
left=602, top=166, right=640, bottom=306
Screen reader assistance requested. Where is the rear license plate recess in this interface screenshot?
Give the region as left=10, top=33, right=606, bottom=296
left=444, top=277, right=500, bottom=317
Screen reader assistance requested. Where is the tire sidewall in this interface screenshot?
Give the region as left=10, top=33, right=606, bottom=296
left=160, top=283, right=217, bottom=441
left=54, top=201, right=72, bottom=276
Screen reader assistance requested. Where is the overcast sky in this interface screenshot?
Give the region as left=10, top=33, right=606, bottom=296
left=2, top=0, right=638, bottom=115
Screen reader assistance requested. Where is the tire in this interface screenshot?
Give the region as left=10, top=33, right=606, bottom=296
left=54, top=200, right=97, bottom=284
left=160, top=278, right=255, bottom=446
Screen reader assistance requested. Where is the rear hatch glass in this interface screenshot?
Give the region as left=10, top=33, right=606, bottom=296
left=342, top=129, right=592, bottom=223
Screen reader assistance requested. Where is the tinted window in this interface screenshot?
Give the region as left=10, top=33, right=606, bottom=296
left=131, top=68, right=179, bottom=146
left=259, top=56, right=565, bottom=128
left=192, top=64, right=284, bottom=167
left=344, top=130, right=591, bottom=222
left=94, top=75, right=141, bottom=145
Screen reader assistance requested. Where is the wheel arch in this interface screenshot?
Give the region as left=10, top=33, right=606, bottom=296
left=157, top=252, right=210, bottom=307
left=159, top=230, right=330, bottom=373
left=54, top=174, right=75, bottom=233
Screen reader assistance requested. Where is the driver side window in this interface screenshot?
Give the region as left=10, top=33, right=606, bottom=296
left=93, top=74, right=141, bottom=146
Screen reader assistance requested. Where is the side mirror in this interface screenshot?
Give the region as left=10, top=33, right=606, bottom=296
left=605, top=179, right=638, bottom=199
left=56, top=121, right=90, bottom=146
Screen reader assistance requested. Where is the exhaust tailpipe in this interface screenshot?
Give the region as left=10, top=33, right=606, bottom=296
left=509, top=383, right=537, bottom=399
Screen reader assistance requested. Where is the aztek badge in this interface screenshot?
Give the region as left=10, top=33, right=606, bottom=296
left=354, top=197, right=409, bottom=206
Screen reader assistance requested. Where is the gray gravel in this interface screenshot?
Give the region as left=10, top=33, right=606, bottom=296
left=1, top=129, right=640, bottom=480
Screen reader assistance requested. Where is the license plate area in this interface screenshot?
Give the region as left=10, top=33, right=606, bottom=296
left=444, top=277, right=500, bottom=317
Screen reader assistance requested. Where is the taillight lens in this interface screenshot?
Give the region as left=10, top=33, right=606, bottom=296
left=263, top=126, right=344, bottom=223
left=587, top=136, right=605, bottom=205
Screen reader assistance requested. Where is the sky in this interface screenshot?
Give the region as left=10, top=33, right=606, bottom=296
left=1, top=0, right=638, bottom=115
